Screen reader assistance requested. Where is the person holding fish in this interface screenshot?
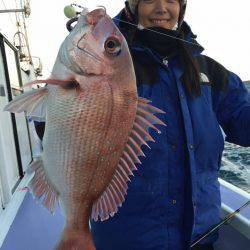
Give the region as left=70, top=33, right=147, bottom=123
left=89, top=1, right=250, bottom=250
left=5, top=6, right=166, bottom=250
left=6, top=1, right=248, bottom=250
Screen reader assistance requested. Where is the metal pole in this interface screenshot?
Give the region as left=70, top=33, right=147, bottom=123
left=0, top=9, right=25, bottom=14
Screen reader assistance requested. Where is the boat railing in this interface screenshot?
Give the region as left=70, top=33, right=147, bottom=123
left=219, top=178, right=250, bottom=240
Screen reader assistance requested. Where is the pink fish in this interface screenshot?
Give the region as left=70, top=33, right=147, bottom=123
left=4, top=8, right=166, bottom=250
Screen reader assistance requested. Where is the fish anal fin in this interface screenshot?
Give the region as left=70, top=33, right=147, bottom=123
left=28, top=157, right=59, bottom=214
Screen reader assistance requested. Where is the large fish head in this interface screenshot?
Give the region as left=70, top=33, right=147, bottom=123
left=60, top=8, right=134, bottom=80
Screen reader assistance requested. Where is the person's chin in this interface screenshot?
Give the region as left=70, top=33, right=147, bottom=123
left=149, top=24, right=172, bottom=30
left=148, top=21, right=171, bottom=30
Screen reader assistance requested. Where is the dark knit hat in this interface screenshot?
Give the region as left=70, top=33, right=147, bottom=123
left=126, top=0, right=187, bottom=27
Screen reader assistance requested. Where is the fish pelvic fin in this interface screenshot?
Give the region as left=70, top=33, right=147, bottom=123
left=91, top=97, right=166, bottom=222
left=27, top=157, right=59, bottom=214
left=3, top=87, right=49, bottom=122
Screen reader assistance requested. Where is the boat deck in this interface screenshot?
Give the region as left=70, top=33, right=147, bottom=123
left=1, top=181, right=249, bottom=250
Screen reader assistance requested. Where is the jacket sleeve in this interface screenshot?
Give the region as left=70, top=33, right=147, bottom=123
left=213, top=71, right=250, bottom=147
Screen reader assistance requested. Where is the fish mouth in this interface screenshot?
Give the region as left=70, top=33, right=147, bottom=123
left=77, top=34, right=101, bottom=62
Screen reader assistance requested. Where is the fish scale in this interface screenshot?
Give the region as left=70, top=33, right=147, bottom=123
left=44, top=84, right=115, bottom=199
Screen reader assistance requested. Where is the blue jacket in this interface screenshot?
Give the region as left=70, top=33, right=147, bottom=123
left=90, top=11, right=250, bottom=250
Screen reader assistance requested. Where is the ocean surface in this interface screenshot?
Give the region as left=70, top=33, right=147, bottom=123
left=219, top=82, right=250, bottom=193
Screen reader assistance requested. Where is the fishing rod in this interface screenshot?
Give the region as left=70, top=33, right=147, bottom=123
left=190, top=200, right=250, bottom=247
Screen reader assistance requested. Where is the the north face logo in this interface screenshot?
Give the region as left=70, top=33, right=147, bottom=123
left=200, top=73, right=209, bottom=83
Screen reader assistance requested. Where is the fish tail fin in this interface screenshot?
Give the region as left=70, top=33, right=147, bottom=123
left=55, top=228, right=95, bottom=250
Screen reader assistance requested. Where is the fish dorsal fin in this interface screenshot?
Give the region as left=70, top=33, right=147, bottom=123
left=26, top=157, right=59, bottom=214
left=3, top=87, right=49, bottom=121
left=91, top=97, right=166, bottom=221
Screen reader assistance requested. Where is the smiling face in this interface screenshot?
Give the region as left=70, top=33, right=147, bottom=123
left=138, top=0, right=180, bottom=30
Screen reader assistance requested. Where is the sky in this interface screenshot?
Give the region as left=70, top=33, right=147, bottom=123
left=0, top=0, right=250, bottom=80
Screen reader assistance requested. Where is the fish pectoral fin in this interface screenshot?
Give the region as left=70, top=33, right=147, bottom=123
left=91, top=97, right=166, bottom=222
left=3, top=87, right=49, bottom=122
left=23, top=79, right=78, bottom=88
left=27, top=157, right=59, bottom=214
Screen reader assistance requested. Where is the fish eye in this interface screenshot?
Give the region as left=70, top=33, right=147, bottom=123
left=104, top=37, right=121, bottom=56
